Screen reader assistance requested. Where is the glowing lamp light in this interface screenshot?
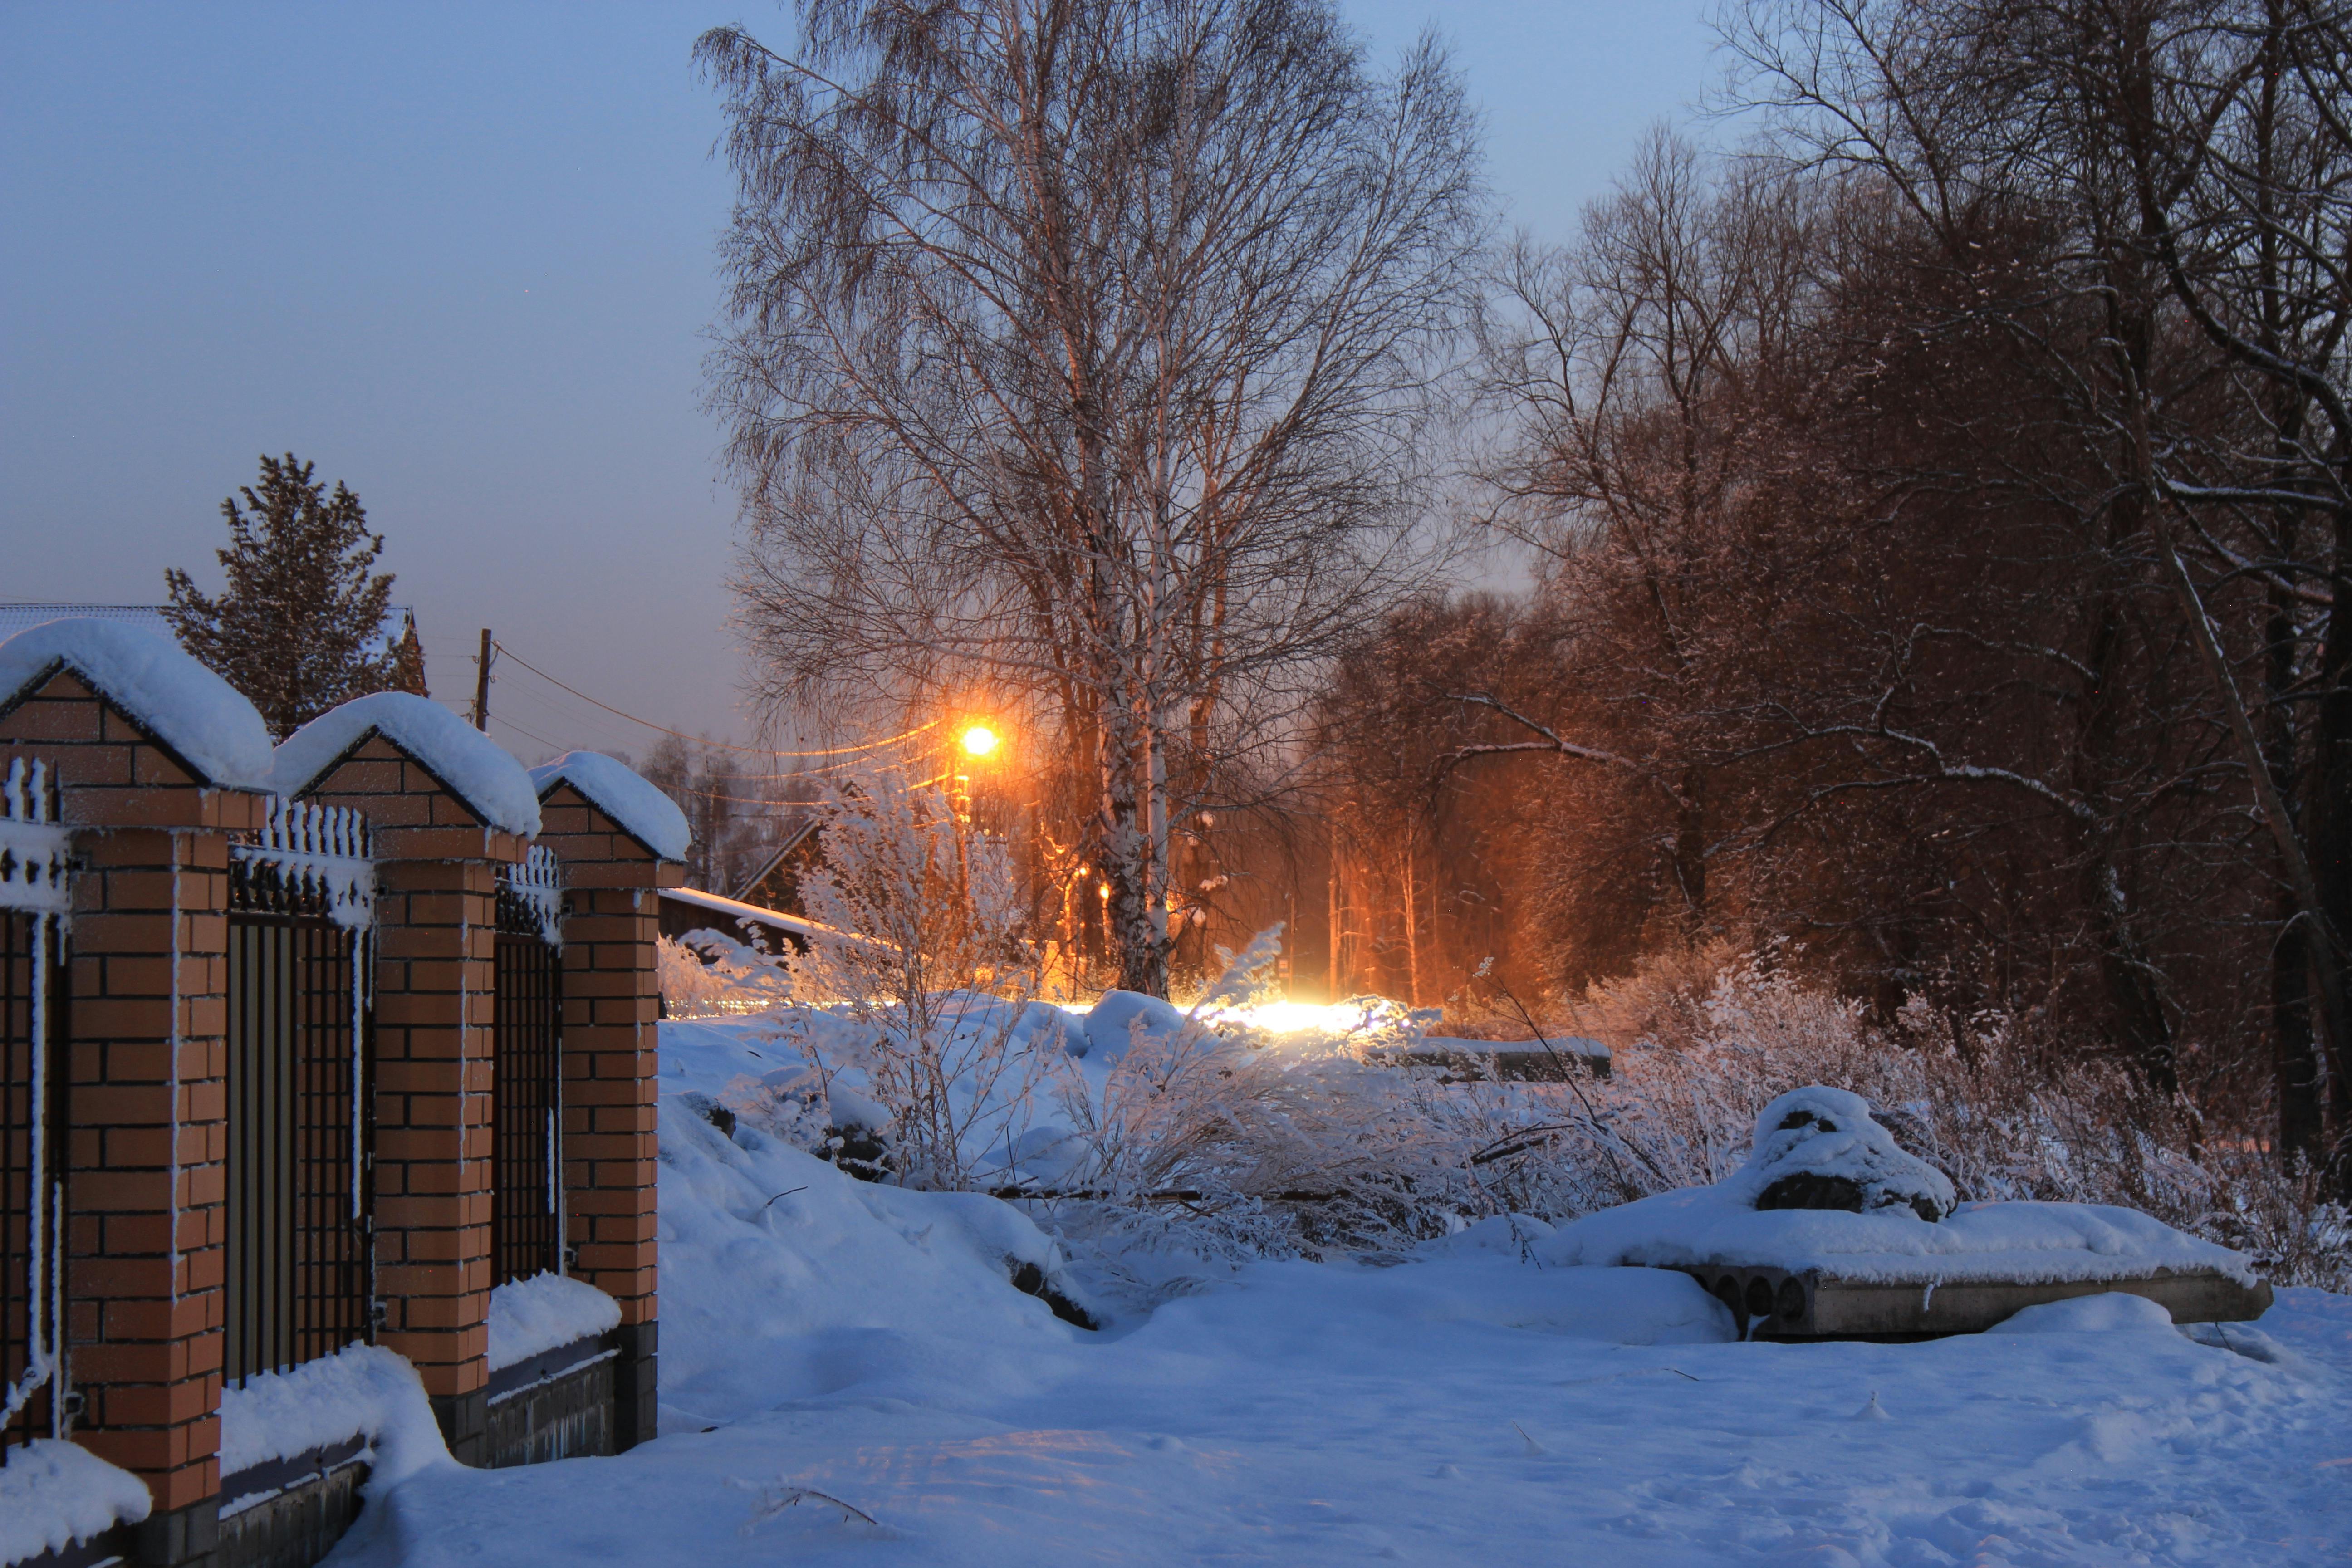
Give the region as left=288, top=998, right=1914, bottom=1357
left=961, top=724, right=1001, bottom=758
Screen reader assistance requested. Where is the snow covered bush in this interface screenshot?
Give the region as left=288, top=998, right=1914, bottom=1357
left=658, top=929, right=794, bottom=1017
left=1533, top=945, right=2352, bottom=1291
left=1030, top=941, right=2349, bottom=1289
left=761, top=765, right=1069, bottom=1190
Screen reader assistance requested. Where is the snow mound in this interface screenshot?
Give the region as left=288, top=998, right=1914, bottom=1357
left=1731, top=1086, right=1955, bottom=1221
left=1988, top=1291, right=2179, bottom=1335
left=218, top=1343, right=449, bottom=1491
left=0, top=1437, right=152, bottom=1566
left=0, top=617, right=273, bottom=789
left=1080, top=990, right=1189, bottom=1062
left=270, top=693, right=540, bottom=835
left=530, top=750, right=691, bottom=861
left=487, top=1272, right=623, bottom=1372
left=655, top=1031, right=1098, bottom=1427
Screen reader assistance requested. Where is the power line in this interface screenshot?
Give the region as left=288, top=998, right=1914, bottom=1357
left=489, top=640, right=942, bottom=759
left=660, top=769, right=955, bottom=809
left=487, top=710, right=568, bottom=756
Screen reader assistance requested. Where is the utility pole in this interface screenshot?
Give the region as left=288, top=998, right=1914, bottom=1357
left=470, top=628, right=493, bottom=731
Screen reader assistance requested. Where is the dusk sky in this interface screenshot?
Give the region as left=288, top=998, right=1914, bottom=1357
left=1, top=1, right=1718, bottom=762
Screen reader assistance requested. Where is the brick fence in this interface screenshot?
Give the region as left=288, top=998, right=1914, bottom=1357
left=0, top=629, right=681, bottom=1568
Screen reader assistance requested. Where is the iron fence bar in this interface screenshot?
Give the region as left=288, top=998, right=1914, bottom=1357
left=225, top=794, right=373, bottom=1385
left=493, top=849, right=564, bottom=1285
left=2, top=758, right=69, bottom=1463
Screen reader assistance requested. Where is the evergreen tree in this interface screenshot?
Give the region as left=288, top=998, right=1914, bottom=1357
left=164, top=453, right=418, bottom=737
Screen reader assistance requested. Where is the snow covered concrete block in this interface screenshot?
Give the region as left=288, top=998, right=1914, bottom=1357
left=1543, top=1084, right=2273, bottom=1341
left=1673, top=1259, right=2272, bottom=1341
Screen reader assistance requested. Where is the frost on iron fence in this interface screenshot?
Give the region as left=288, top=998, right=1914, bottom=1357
left=499, top=844, right=564, bottom=949
left=2, top=759, right=69, bottom=1458
left=225, top=797, right=376, bottom=1383
left=229, top=795, right=376, bottom=929
left=494, top=845, right=565, bottom=1283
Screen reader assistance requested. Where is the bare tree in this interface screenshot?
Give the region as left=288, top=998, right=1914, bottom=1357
left=698, top=0, right=1484, bottom=996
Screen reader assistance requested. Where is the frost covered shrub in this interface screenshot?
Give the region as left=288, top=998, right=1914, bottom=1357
left=774, top=765, right=1068, bottom=1191
left=1041, top=933, right=1619, bottom=1259
left=1546, top=946, right=2352, bottom=1292
left=658, top=929, right=795, bottom=1017
left=1039, top=941, right=2351, bottom=1289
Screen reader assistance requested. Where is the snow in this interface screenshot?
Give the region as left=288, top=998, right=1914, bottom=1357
left=269, top=692, right=540, bottom=835
left=529, top=750, right=691, bottom=861
left=321, top=1018, right=2351, bottom=1568
left=488, top=1273, right=624, bottom=1372
left=217, top=1343, right=449, bottom=1492
left=661, top=885, right=862, bottom=946
left=0, top=616, right=273, bottom=789
left=0, top=1438, right=151, bottom=1565
left=1538, top=1085, right=2253, bottom=1287
left=1739, top=1086, right=1955, bottom=1217
left=1987, top=1291, right=2180, bottom=1335
left=1078, top=989, right=1188, bottom=1061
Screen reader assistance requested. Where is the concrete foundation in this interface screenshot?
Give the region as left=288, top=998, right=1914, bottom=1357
left=484, top=1331, right=620, bottom=1469
left=1671, top=1262, right=2274, bottom=1341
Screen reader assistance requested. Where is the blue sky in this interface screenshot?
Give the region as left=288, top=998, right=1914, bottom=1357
left=0, top=2, right=1717, bottom=755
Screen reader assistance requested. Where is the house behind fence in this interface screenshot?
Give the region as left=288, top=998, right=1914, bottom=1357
left=0, top=619, right=686, bottom=1568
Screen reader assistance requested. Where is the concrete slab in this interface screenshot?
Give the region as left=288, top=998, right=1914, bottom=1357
left=1666, top=1261, right=2274, bottom=1341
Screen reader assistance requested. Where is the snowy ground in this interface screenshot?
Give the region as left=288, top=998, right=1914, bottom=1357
left=325, top=1019, right=2352, bottom=1568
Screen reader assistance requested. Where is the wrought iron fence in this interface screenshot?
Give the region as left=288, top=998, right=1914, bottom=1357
left=494, top=848, right=564, bottom=1285
left=225, top=799, right=375, bottom=1384
left=0, top=759, right=69, bottom=1460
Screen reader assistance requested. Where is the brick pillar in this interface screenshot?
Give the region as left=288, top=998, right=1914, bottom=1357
left=531, top=781, right=675, bottom=1450
left=0, top=668, right=267, bottom=1568
left=294, top=735, right=525, bottom=1466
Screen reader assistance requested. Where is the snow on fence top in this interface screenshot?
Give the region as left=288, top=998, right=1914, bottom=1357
left=0, top=616, right=274, bottom=789
left=0, top=1438, right=152, bottom=1567
left=1542, top=1084, right=2257, bottom=1287
left=485, top=1272, right=622, bottom=1372
left=231, top=795, right=376, bottom=929
left=0, top=757, right=71, bottom=916
left=528, top=750, right=691, bottom=861
left=217, top=1343, right=448, bottom=1498
left=270, top=692, right=541, bottom=836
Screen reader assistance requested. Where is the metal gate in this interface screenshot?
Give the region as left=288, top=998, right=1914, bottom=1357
left=1, top=759, right=69, bottom=1459
left=493, top=848, right=564, bottom=1285
left=225, top=799, right=375, bottom=1384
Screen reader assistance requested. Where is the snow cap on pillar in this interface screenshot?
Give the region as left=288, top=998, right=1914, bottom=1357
left=0, top=616, right=276, bottom=789
left=528, top=750, right=691, bottom=862
left=269, top=691, right=542, bottom=836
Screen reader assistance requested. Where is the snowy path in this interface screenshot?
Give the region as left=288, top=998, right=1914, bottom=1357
left=322, top=1020, right=2352, bottom=1567
left=333, top=1265, right=2352, bottom=1566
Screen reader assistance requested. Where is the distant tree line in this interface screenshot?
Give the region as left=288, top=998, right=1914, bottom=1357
left=705, top=0, right=2352, bottom=1178
left=1318, top=0, right=2352, bottom=1174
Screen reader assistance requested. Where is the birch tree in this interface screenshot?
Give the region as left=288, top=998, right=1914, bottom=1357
left=698, top=0, right=1483, bottom=996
